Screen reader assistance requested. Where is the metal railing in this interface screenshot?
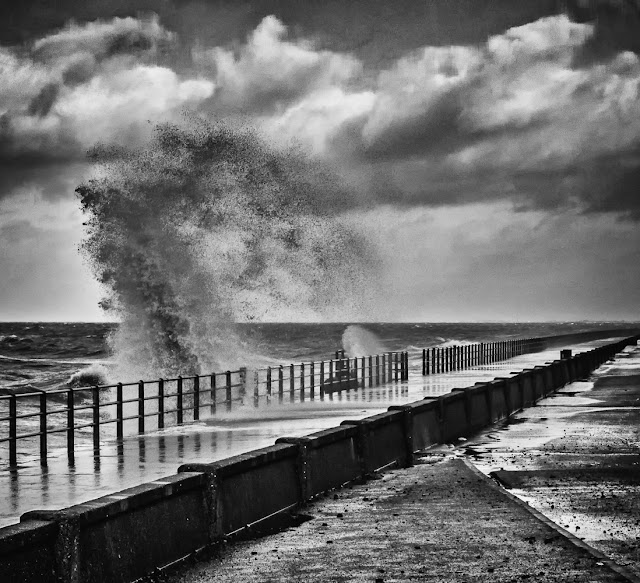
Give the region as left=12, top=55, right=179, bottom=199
left=421, top=338, right=543, bottom=375
left=0, top=350, right=408, bottom=468
left=420, top=329, right=635, bottom=375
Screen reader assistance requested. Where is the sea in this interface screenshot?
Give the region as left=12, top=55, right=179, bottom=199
left=0, top=321, right=635, bottom=394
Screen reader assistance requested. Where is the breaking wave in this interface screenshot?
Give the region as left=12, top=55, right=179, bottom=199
left=77, top=119, right=377, bottom=379
left=342, top=325, right=386, bottom=357
left=66, top=364, right=110, bottom=388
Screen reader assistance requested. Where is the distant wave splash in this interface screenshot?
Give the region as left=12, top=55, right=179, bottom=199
left=342, top=325, right=386, bottom=357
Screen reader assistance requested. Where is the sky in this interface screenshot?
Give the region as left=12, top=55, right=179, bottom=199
left=0, top=0, right=639, bottom=322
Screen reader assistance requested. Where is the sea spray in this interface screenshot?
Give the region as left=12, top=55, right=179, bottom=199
left=342, top=324, right=386, bottom=357
left=66, top=364, right=110, bottom=388
left=77, top=119, right=377, bottom=379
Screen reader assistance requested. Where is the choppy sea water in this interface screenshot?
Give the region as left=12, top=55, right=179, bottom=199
left=0, top=321, right=635, bottom=393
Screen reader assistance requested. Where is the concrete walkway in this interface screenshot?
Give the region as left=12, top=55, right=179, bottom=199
left=167, top=345, right=640, bottom=583
left=467, top=344, right=640, bottom=580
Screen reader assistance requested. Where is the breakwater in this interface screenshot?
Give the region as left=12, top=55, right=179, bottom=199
left=1, top=333, right=638, bottom=583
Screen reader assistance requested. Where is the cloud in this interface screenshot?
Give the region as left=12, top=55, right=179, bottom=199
left=566, top=0, right=640, bottom=63
left=0, top=15, right=213, bottom=200
left=31, top=15, right=173, bottom=65
left=195, top=15, right=361, bottom=114
left=2, top=10, right=640, bottom=219
left=274, top=14, right=640, bottom=216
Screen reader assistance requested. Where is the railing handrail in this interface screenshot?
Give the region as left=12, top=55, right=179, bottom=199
left=0, top=349, right=410, bottom=468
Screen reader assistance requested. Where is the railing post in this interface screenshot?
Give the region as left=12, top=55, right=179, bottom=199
left=226, top=371, right=232, bottom=411
left=239, top=368, right=247, bottom=404
left=39, top=390, right=47, bottom=467
left=422, top=349, right=426, bottom=376
left=380, top=354, right=385, bottom=384
left=329, top=359, right=334, bottom=395
left=177, top=376, right=184, bottom=424
left=138, top=380, right=145, bottom=434
left=300, top=363, right=305, bottom=402
left=362, top=357, right=366, bottom=388
left=194, top=376, right=200, bottom=420
left=116, top=382, right=123, bottom=439
left=368, top=356, right=373, bottom=387
left=67, top=388, right=74, bottom=465
left=320, top=361, right=325, bottom=400
left=254, top=371, right=260, bottom=407
left=310, top=362, right=315, bottom=400
left=9, top=393, right=17, bottom=466
left=210, top=374, right=216, bottom=415
left=158, top=379, right=165, bottom=429
left=267, top=367, right=273, bottom=400
left=278, top=366, right=284, bottom=403
left=376, top=355, right=380, bottom=386
left=290, top=364, right=295, bottom=402
left=92, top=385, right=100, bottom=457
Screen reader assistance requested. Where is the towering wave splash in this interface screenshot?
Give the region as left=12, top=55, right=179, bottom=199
left=77, top=119, right=377, bottom=379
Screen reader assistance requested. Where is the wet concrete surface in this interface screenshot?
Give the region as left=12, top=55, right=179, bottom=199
left=159, top=343, right=640, bottom=583
left=466, top=345, right=640, bottom=578
left=0, top=338, right=628, bottom=530
left=166, top=457, right=631, bottom=583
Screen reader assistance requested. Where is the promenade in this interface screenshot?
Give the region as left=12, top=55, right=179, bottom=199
left=0, top=337, right=624, bottom=528
left=167, top=343, right=640, bottom=583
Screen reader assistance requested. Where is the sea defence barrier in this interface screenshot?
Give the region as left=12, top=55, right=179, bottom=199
left=1, top=333, right=638, bottom=583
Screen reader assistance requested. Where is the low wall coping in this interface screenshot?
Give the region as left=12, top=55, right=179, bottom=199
left=0, top=519, right=56, bottom=556
left=21, top=472, right=205, bottom=528
left=280, top=424, right=358, bottom=448
left=340, top=409, right=403, bottom=429
left=439, top=391, right=466, bottom=403
left=486, top=379, right=506, bottom=385
left=389, top=399, right=439, bottom=414
left=179, top=443, right=298, bottom=478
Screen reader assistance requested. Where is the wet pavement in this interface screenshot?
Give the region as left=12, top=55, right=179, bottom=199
left=163, top=342, right=640, bottom=583
left=464, top=344, right=640, bottom=578
left=0, top=337, right=628, bottom=529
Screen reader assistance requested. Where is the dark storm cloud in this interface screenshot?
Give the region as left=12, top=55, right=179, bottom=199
left=0, top=1, right=563, bottom=60
left=1, top=1, right=639, bottom=220
left=566, top=0, right=640, bottom=64
left=0, top=14, right=211, bottom=200
left=0, top=0, right=165, bottom=45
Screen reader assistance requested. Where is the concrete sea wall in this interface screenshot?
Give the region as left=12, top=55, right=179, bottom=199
left=1, top=335, right=638, bottom=583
